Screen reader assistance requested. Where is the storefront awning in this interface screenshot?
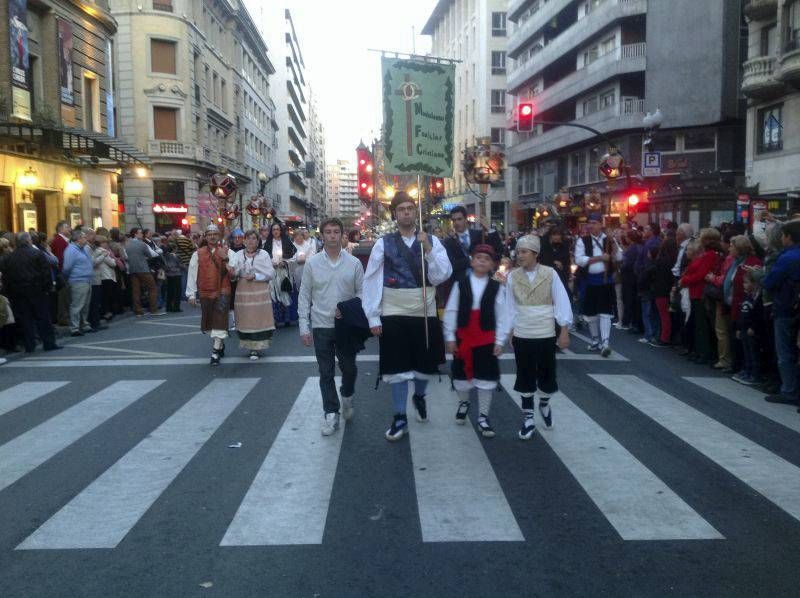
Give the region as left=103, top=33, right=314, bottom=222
left=0, top=122, right=151, bottom=169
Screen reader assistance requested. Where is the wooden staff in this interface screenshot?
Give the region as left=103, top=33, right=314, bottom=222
left=418, top=174, right=429, bottom=350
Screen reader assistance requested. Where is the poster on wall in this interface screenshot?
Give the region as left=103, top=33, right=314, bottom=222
left=21, top=208, right=37, bottom=231
left=105, top=38, right=115, bottom=136
left=8, top=0, right=31, bottom=120
left=57, top=19, right=74, bottom=105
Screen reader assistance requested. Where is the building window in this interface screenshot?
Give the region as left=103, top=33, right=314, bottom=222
left=785, top=0, right=800, bottom=52
left=651, top=132, right=677, bottom=152
left=151, top=39, right=177, bottom=74
left=758, top=104, right=783, bottom=153
left=221, top=78, right=227, bottom=112
left=153, top=106, right=178, bottom=140
left=570, top=151, right=586, bottom=184
left=153, top=0, right=173, bottom=12
left=599, top=89, right=615, bottom=109
left=683, top=130, right=716, bottom=151
left=761, top=24, right=777, bottom=56
left=82, top=73, right=100, bottom=132
left=490, top=127, right=505, bottom=145
left=491, top=51, right=506, bottom=75
left=492, top=12, right=506, bottom=36
left=153, top=180, right=185, bottom=204
left=582, top=96, right=598, bottom=116
left=490, top=89, right=505, bottom=113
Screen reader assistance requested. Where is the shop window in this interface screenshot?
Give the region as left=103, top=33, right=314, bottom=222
left=758, top=104, right=783, bottom=153
left=651, top=133, right=677, bottom=153
left=151, top=39, right=177, bottom=75
left=684, top=130, right=716, bottom=151
left=153, top=106, right=178, bottom=140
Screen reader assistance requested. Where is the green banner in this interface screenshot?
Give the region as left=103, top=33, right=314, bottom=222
left=381, top=58, right=455, bottom=177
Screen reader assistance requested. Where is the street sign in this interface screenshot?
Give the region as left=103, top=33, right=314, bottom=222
left=643, top=152, right=661, bottom=177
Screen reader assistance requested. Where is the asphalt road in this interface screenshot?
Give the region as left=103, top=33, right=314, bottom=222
left=1, top=309, right=799, bottom=597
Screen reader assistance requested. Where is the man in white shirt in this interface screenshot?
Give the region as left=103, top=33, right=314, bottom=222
left=299, top=218, right=365, bottom=436
left=363, top=192, right=453, bottom=441
left=574, top=216, right=622, bottom=357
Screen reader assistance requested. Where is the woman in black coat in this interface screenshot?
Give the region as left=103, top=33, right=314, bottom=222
left=652, top=238, right=678, bottom=346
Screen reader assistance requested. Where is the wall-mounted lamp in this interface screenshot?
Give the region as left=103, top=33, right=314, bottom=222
left=19, top=166, right=39, bottom=190
left=65, top=174, right=84, bottom=196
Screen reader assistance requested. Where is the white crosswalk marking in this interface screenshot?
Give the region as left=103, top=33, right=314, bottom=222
left=0, top=380, right=164, bottom=493
left=685, top=377, right=800, bottom=435
left=0, top=381, right=69, bottom=417
left=592, top=374, right=800, bottom=525
left=409, top=380, right=524, bottom=542
left=499, top=375, right=721, bottom=540
left=221, top=377, right=345, bottom=546
left=18, top=378, right=258, bottom=550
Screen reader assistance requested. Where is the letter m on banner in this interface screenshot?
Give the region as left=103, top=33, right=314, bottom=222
left=381, top=58, right=455, bottom=177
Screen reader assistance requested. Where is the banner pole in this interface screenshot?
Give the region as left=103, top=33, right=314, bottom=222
left=418, top=173, right=429, bottom=350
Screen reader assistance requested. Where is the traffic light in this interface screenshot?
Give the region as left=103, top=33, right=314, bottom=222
left=518, top=102, right=534, bottom=132
left=429, top=177, right=444, bottom=202
left=627, top=193, right=640, bottom=207
left=356, top=144, right=374, bottom=202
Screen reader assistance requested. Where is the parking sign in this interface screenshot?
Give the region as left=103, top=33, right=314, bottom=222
left=643, top=152, right=661, bottom=177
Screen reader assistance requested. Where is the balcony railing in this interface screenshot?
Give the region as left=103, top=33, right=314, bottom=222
left=147, top=141, right=194, bottom=160
left=742, top=56, right=785, bottom=98
left=507, top=0, right=647, bottom=91
left=778, top=36, right=800, bottom=83
left=508, top=0, right=564, bottom=58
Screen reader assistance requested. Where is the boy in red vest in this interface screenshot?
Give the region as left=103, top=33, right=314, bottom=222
left=443, top=244, right=510, bottom=437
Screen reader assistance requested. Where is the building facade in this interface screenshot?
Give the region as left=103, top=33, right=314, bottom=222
left=307, top=88, right=327, bottom=224
left=0, top=0, right=147, bottom=234
left=423, top=0, right=514, bottom=231
left=506, top=0, right=746, bottom=230
left=741, top=0, right=800, bottom=213
left=110, top=0, right=275, bottom=233
left=326, top=159, right=360, bottom=223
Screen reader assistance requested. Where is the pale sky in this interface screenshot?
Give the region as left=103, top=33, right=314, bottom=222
left=254, top=1, right=435, bottom=165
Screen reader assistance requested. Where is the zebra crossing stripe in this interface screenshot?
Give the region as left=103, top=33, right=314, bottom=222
left=0, top=382, right=69, bottom=417
left=221, top=377, right=344, bottom=546
left=500, top=375, right=721, bottom=540
left=18, top=378, right=258, bottom=550
left=685, top=377, right=800, bottom=435
left=0, top=380, right=165, bottom=493
left=592, top=374, right=800, bottom=525
left=409, top=380, right=524, bottom=542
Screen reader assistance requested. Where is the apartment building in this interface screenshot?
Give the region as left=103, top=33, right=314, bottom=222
left=423, top=0, right=514, bottom=231
left=110, top=0, right=276, bottom=232
left=0, top=0, right=148, bottom=233
left=307, top=89, right=328, bottom=224
left=506, top=0, right=745, bottom=229
left=326, top=160, right=360, bottom=222
left=741, top=0, right=800, bottom=212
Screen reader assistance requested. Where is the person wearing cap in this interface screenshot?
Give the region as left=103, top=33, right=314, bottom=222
left=443, top=243, right=510, bottom=437
left=507, top=234, right=573, bottom=439
left=574, top=216, right=622, bottom=357
left=186, top=224, right=234, bottom=365
left=363, top=191, right=453, bottom=441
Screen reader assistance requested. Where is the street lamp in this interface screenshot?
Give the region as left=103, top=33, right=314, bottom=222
left=643, top=107, right=665, bottom=149
left=64, top=175, right=84, bottom=196
left=19, top=166, right=38, bottom=189
left=257, top=171, right=268, bottom=195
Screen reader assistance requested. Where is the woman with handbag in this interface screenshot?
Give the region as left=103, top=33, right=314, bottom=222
left=680, top=228, right=723, bottom=365
left=263, top=222, right=297, bottom=327
left=230, top=230, right=275, bottom=360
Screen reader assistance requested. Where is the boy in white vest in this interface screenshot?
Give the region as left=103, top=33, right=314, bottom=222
left=507, top=235, right=573, bottom=439
left=443, top=244, right=511, bottom=438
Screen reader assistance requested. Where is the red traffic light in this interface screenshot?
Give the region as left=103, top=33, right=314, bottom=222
left=627, top=194, right=640, bottom=207
left=518, top=102, right=534, bottom=132
left=181, top=218, right=189, bottom=226
left=429, top=177, right=445, bottom=202
left=356, top=146, right=374, bottom=202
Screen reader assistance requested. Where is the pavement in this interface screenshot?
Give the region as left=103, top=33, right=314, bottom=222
left=1, top=308, right=800, bottom=597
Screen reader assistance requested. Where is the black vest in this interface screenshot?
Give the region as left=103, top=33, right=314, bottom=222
left=456, top=275, right=499, bottom=331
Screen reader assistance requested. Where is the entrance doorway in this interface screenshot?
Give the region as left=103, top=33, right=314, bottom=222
left=32, top=190, right=63, bottom=235
left=0, top=187, right=11, bottom=231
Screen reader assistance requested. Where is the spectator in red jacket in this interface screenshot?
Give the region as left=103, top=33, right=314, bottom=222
left=680, top=228, right=722, bottom=364
left=49, top=220, right=72, bottom=326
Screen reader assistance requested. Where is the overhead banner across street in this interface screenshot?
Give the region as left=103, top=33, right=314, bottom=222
left=381, top=57, right=455, bottom=177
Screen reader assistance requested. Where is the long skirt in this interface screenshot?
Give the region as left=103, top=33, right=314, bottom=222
left=272, top=287, right=299, bottom=325
left=235, top=279, right=275, bottom=350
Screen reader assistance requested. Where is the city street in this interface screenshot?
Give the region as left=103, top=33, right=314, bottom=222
left=1, top=312, right=800, bottom=597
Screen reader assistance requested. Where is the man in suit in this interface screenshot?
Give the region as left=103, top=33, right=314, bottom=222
left=50, top=220, right=72, bottom=326
left=442, top=205, right=504, bottom=282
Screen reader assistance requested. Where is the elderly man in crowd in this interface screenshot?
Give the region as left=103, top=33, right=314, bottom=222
left=62, top=230, right=95, bottom=336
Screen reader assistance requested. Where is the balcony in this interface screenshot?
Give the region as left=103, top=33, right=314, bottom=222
left=516, top=42, right=646, bottom=114
left=743, top=0, right=778, bottom=20
left=147, top=141, right=195, bottom=161
left=742, top=56, right=785, bottom=98
left=509, top=0, right=539, bottom=22
left=508, top=0, right=565, bottom=58
left=508, top=98, right=645, bottom=165
left=508, top=0, right=647, bottom=86
left=778, top=37, right=800, bottom=84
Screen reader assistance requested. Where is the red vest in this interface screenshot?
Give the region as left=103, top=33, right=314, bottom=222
left=197, top=245, right=231, bottom=299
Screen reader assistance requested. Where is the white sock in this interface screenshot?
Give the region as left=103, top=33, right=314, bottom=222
left=587, top=317, right=599, bottom=342
left=539, top=395, right=551, bottom=417
left=213, top=338, right=223, bottom=350
left=599, top=314, right=612, bottom=344
left=478, top=390, right=493, bottom=416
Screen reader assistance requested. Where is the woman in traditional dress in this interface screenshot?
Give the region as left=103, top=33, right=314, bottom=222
left=231, top=230, right=275, bottom=360
left=263, top=222, right=297, bottom=326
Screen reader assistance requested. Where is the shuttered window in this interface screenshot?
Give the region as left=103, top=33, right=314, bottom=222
left=151, top=39, right=176, bottom=74
left=153, top=107, right=177, bottom=140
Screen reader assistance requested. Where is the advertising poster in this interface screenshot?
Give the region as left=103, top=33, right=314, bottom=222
left=381, top=58, right=455, bottom=177
left=8, top=0, right=31, bottom=120
left=58, top=19, right=74, bottom=105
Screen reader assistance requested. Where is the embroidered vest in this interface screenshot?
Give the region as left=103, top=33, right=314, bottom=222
left=511, top=266, right=556, bottom=339
left=197, top=246, right=231, bottom=299
left=456, top=276, right=499, bottom=330
left=383, top=232, right=430, bottom=289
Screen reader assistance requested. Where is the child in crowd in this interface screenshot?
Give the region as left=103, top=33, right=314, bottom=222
left=444, top=244, right=510, bottom=438
left=733, top=268, right=764, bottom=385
